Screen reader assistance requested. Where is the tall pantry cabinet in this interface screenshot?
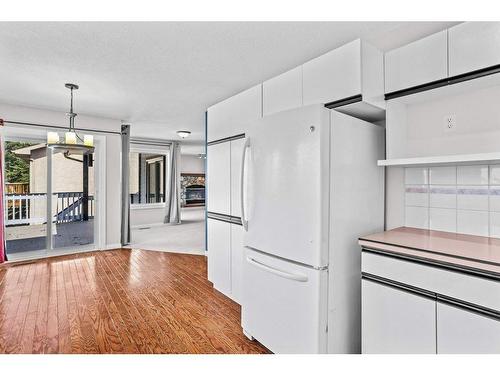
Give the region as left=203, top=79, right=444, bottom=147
left=206, top=84, right=262, bottom=304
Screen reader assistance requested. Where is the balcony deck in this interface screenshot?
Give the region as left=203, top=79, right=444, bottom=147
left=5, top=219, right=94, bottom=254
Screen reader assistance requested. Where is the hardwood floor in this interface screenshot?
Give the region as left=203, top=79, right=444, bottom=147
left=0, top=249, right=269, bottom=354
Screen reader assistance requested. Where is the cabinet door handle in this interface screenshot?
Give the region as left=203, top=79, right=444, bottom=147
left=240, top=137, right=250, bottom=231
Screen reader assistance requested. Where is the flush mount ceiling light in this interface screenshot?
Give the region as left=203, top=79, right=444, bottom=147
left=176, top=130, right=191, bottom=139
left=46, top=83, right=94, bottom=155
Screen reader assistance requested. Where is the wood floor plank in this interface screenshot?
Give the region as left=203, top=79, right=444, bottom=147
left=0, top=249, right=269, bottom=354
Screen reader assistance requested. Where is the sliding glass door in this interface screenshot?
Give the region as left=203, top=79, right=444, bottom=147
left=3, top=134, right=97, bottom=260
left=4, top=139, right=48, bottom=256
left=51, top=149, right=95, bottom=249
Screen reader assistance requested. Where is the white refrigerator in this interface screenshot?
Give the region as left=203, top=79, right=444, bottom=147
left=240, top=104, right=385, bottom=354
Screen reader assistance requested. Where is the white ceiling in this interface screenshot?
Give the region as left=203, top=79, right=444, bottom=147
left=0, top=21, right=459, bottom=150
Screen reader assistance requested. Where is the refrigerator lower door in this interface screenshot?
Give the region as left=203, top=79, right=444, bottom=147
left=241, top=247, right=328, bottom=354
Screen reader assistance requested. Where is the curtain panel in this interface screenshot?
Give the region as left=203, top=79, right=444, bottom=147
left=164, top=141, right=181, bottom=224
left=0, top=134, right=6, bottom=263
left=120, top=124, right=131, bottom=246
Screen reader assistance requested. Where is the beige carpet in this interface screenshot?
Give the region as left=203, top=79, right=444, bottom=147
left=128, top=207, right=206, bottom=255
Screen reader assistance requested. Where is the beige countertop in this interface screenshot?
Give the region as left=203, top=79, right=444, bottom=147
left=359, top=227, right=500, bottom=277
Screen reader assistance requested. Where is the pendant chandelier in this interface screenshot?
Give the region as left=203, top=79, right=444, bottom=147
left=46, top=83, right=95, bottom=155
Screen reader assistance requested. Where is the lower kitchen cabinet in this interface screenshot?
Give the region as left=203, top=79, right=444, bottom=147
left=207, top=217, right=244, bottom=304
left=437, top=302, right=500, bottom=354
left=361, top=279, right=437, bottom=354
left=230, top=224, right=244, bottom=304
left=207, top=218, right=231, bottom=297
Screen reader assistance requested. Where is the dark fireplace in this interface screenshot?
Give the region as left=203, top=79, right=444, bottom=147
left=185, top=184, right=205, bottom=205
left=181, top=173, right=205, bottom=206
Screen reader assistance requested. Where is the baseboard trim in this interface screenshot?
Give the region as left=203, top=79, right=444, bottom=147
left=104, top=243, right=122, bottom=250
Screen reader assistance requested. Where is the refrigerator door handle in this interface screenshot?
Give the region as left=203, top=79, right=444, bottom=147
left=240, top=137, right=250, bottom=231
left=246, top=256, right=308, bottom=282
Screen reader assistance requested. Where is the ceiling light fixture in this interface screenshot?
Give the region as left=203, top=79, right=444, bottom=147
left=176, top=130, right=191, bottom=139
left=46, top=83, right=95, bottom=155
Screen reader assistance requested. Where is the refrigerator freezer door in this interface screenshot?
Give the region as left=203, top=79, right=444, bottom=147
left=241, top=247, right=328, bottom=354
left=244, top=104, right=330, bottom=268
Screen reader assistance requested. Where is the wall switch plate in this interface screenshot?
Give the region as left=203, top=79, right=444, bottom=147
left=443, top=115, right=456, bottom=132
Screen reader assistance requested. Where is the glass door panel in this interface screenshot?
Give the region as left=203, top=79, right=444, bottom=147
left=51, top=149, right=95, bottom=249
left=4, top=139, right=48, bottom=258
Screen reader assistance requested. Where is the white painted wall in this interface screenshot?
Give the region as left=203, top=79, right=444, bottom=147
left=0, top=102, right=122, bottom=248
left=181, top=154, right=205, bottom=174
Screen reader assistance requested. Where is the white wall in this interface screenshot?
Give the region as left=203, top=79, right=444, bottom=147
left=0, top=102, right=122, bottom=248
left=181, top=154, right=205, bottom=174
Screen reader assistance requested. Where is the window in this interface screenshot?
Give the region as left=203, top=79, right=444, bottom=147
left=129, top=152, right=166, bottom=204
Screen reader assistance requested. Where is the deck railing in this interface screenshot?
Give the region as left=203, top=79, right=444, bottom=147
left=5, top=192, right=94, bottom=226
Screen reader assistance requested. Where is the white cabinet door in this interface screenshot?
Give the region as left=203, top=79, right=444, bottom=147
left=448, top=22, right=500, bottom=76
left=230, top=224, right=244, bottom=304
left=362, top=279, right=436, bottom=354
left=385, top=30, right=448, bottom=93
left=207, top=142, right=231, bottom=215
left=230, top=137, right=245, bottom=218
left=263, top=66, right=302, bottom=116
left=437, top=301, right=500, bottom=354
left=303, top=39, right=361, bottom=105
left=207, top=84, right=262, bottom=143
left=207, top=218, right=231, bottom=296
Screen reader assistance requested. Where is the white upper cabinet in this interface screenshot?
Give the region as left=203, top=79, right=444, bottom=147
left=385, top=30, right=448, bottom=93
left=303, top=39, right=384, bottom=109
left=448, top=22, right=500, bottom=76
left=207, top=84, right=262, bottom=143
left=207, top=142, right=231, bottom=215
left=263, top=66, right=302, bottom=116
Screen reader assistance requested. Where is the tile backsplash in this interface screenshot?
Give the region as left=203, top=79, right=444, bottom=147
left=404, top=165, right=500, bottom=238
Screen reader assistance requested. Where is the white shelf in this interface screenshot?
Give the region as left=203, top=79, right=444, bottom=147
left=378, top=152, right=500, bottom=167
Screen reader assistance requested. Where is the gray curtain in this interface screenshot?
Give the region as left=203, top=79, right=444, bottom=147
left=164, top=141, right=181, bottom=224
left=121, top=124, right=131, bottom=245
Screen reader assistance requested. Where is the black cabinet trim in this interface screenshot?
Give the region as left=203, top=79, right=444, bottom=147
left=385, top=64, right=500, bottom=100
left=362, top=272, right=435, bottom=299
left=207, top=133, right=245, bottom=146
left=362, top=273, right=500, bottom=319
left=437, top=295, right=500, bottom=321
left=324, top=94, right=362, bottom=109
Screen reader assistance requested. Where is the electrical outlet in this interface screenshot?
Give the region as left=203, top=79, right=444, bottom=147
left=443, top=115, right=456, bottom=132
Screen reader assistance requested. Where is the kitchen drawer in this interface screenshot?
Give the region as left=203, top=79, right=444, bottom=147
left=362, top=250, right=500, bottom=312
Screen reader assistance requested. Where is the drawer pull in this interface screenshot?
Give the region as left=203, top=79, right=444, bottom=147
left=246, top=256, right=308, bottom=282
